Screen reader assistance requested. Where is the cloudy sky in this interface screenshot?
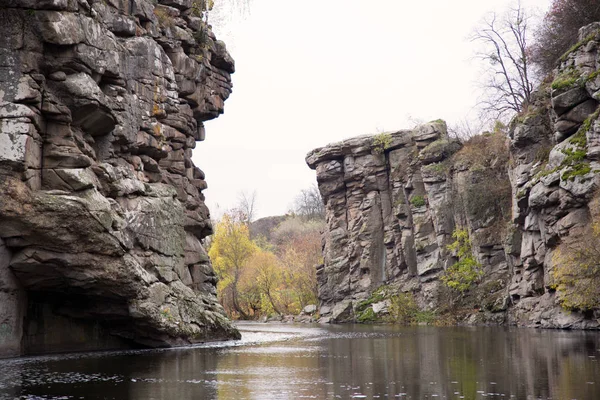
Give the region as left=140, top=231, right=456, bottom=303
left=193, top=0, right=551, bottom=219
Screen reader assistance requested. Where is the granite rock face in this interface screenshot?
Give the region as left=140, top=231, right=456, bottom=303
left=307, top=24, right=600, bottom=328
left=507, top=23, right=600, bottom=329
left=0, top=0, right=239, bottom=358
left=307, top=123, right=513, bottom=324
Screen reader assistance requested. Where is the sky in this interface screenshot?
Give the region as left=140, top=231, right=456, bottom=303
left=193, top=0, right=552, bottom=220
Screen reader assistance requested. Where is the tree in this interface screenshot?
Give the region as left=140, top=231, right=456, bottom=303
left=237, top=190, right=257, bottom=225
left=209, top=212, right=257, bottom=319
left=472, top=1, right=536, bottom=121
left=249, top=250, right=284, bottom=315
left=293, top=184, right=325, bottom=220
left=531, top=0, right=600, bottom=76
left=275, top=217, right=323, bottom=308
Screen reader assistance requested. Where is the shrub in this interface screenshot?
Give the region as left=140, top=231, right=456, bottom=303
left=356, top=307, right=377, bottom=323
left=372, top=133, right=392, bottom=154
left=388, top=292, right=420, bottom=325
left=452, top=131, right=512, bottom=222
left=410, top=195, right=426, bottom=208
left=552, top=222, right=600, bottom=311
left=194, top=26, right=210, bottom=48
left=355, top=287, right=437, bottom=325
left=452, top=130, right=508, bottom=170
left=441, top=229, right=483, bottom=293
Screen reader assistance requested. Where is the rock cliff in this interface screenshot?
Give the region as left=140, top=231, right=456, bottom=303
left=307, top=23, right=600, bottom=329
left=0, top=0, right=239, bottom=358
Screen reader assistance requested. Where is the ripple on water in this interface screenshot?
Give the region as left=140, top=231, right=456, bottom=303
left=0, top=324, right=598, bottom=400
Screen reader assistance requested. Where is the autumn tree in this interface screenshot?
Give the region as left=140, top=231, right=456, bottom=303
left=273, top=217, right=324, bottom=309
left=248, top=249, right=284, bottom=315
left=531, top=0, right=600, bottom=75
left=209, top=212, right=257, bottom=319
left=472, top=1, right=536, bottom=121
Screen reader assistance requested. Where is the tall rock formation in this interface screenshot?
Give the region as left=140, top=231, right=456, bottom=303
left=0, top=0, right=239, bottom=358
left=507, top=22, right=600, bottom=327
left=307, top=23, right=600, bottom=329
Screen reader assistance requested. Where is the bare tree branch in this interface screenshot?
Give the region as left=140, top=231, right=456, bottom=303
left=471, top=1, right=538, bottom=122
left=237, top=190, right=257, bottom=225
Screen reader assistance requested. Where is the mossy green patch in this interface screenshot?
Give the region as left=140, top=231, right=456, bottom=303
left=410, top=195, right=426, bottom=208
left=551, top=68, right=582, bottom=91
left=536, top=109, right=599, bottom=182
left=587, top=70, right=600, bottom=82
left=423, top=162, right=447, bottom=174
left=558, top=31, right=599, bottom=63
left=356, top=307, right=377, bottom=323
left=562, top=162, right=592, bottom=181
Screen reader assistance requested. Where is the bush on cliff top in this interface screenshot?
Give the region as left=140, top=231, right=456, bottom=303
left=372, top=133, right=392, bottom=154
left=531, top=0, right=600, bottom=75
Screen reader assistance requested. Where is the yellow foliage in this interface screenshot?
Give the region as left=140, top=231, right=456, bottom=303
left=209, top=213, right=257, bottom=318
left=209, top=212, right=321, bottom=319
left=552, top=222, right=600, bottom=311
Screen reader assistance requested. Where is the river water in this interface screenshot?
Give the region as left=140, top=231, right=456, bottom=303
left=0, top=323, right=599, bottom=399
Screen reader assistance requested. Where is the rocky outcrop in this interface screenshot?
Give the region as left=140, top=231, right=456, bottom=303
left=507, top=22, right=600, bottom=328
left=307, top=24, right=600, bottom=329
left=306, top=123, right=513, bottom=324
left=0, top=0, right=239, bottom=358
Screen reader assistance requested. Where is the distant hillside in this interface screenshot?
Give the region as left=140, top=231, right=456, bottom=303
left=250, top=215, right=290, bottom=241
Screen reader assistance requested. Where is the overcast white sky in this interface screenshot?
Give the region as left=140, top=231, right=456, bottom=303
left=193, top=0, right=551, bottom=220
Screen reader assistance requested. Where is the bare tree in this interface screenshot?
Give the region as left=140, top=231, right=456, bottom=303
left=447, top=116, right=487, bottom=141
left=237, top=190, right=257, bottom=225
left=472, top=1, right=536, bottom=121
left=293, top=185, right=325, bottom=221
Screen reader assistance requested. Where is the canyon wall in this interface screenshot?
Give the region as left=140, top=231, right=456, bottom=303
left=307, top=23, right=600, bottom=329
left=0, top=0, right=239, bottom=358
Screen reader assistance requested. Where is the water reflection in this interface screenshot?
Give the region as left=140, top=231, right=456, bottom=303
left=0, top=323, right=598, bottom=399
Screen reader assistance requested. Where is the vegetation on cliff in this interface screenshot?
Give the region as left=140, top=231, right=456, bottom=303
left=551, top=196, right=600, bottom=312
left=441, top=229, right=483, bottom=293
left=531, top=0, right=600, bottom=75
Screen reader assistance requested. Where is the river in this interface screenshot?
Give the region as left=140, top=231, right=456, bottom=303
left=0, top=322, right=599, bottom=399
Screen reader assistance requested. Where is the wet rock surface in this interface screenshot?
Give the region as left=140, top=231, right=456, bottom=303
left=0, top=0, right=239, bottom=358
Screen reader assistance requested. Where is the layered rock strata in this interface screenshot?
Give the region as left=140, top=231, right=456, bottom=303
left=307, top=24, right=600, bottom=328
left=0, top=0, right=239, bottom=358
left=307, top=123, right=514, bottom=324
left=507, top=22, right=600, bottom=328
